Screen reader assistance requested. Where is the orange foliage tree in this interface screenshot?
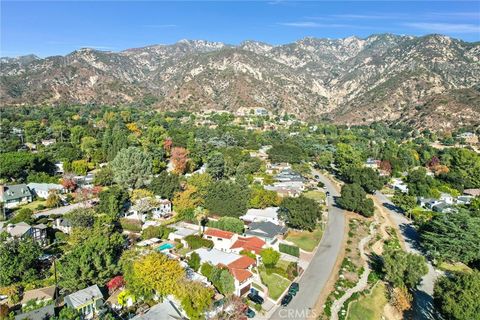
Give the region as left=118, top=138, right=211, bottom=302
left=171, top=147, right=189, bottom=174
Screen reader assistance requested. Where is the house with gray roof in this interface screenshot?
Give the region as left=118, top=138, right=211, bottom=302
left=64, top=285, right=104, bottom=319
left=14, top=304, right=55, bottom=320
left=1, top=222, right=47, bottom=246
left=0, top=184, right=33, bottom=209
left=27, top=183, right=65, bottom=199
left=245, top=221, right=287, bottom=244
left=132, top=299, right=185, bottom=320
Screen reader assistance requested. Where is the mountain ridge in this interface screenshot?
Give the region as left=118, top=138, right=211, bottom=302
left=1, top=33, right=479, bottom=130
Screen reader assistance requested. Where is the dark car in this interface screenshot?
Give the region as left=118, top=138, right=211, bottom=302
left=326, top=191, right=330, bottom=196
left=314, top=174, right=319, bottom=179
left=288, top=282, right=299, bottom=296
left=281, top=293, right=293, bottom=306
left=247, top=293, right=264, bottom=305
left=246, top=308, right=256, bottom=318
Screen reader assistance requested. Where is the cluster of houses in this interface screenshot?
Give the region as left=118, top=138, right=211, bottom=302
left=0, top=182, right=67, bottom=209
left=264, top=164, right=306, bottom=197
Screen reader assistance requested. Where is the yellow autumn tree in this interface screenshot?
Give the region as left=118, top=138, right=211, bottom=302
left=173, top=185, right=202, bottom=215
left=124, top=252, right=185, bottom=298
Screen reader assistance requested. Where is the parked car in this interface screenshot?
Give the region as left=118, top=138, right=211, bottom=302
left=288, top=282, right=299, bottom=296
left=247, top=293, right=264, bottom=305
left=281, top=293, right=293, bottom=306
left=246, top=308, right=256, bottom=318
left=326, top=191, right=330, bottom=196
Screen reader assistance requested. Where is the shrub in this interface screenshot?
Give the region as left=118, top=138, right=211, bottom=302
left=119, top=218, right=142, bottom=232
left=279, top=243, right=300, bottom=257
left=185, top=235, right=214, bottom=250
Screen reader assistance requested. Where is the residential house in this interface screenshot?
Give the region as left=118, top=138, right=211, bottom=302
left=458, top=132, right=479, bottom=144
left=124, top=197, right=172, bottom=222
left=41, top=139, right=56, bottom=147
left=0, top=184, right=33, bottom=209
left=2, top=222, right=48, bottom=246
left=193, top=248, right=256, bottom=296
left=20, top=286, right=55, bottom=307
left=14, top=304, right=55, bottom=320
left=229, top=236, right=265, bottom=256
left=456, top=196, right=473, bottom=205
left=390, top=178, right=409, bottom=193
left=168, top=222, right=199, bottom=246
left=131, top=298, right=185, bottom=320
left=463, top=189, right=480, bottom=197
left=64, top=285, right=104, bottom=319
left=53, top=218, right=72, bottom=234
left=203, top=228, right=238, bottom=251
left=432, top=203, right=457, bottom=214
left=245, top=221, right=287, bottom=246
left=27, top=183, right=65, bottom=199
left=439, top=193, right=454, bottom=205
left=365, top=158, right=380, bottom=169
left=240, top=207, right=280, bottom=225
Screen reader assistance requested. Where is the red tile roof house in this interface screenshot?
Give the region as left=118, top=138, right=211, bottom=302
left=203, top=228, right=238, bottom=251
left=194, top=248, right=257, bottom=296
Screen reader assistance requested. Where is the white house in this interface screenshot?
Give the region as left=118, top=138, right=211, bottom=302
left=390, top=178, right=409, bottom=193
left=53, top=218, right=72, bottom=234
left=27, top=183, right=65, bottom=199
left=124, top=197, right=172, bottom=222
left=439, top=193, right=454, bottom=205
left=168, top=223, right=199, bottom=247
left=203, top=228, right=238, bottom=251
left=241, top=207, right=280, bottom=224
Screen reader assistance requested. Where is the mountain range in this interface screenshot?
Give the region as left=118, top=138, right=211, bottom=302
left=1, top=34, right=479, bottom=130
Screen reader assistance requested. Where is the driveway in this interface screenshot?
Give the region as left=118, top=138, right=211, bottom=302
left=374, top=192, right=441, bottom=320
left=33, top=201, right=92, bottom=218
left=268, top=171, right=346, bottom=320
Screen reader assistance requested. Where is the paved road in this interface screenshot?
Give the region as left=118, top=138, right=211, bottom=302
left=374, top=192, right=441, bottom=320
left=33, top=201, right=92, bottom=218
left=269, top=171, right=346, bottom=320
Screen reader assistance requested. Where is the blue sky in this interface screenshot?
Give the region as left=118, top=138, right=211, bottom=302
left=1, top=1, right=479, bottom=57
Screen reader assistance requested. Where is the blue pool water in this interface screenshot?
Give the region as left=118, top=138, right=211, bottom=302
left=157, top=243, right=174, bottom=251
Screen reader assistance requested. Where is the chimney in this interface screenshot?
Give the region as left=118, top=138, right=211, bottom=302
left=0, top=185, right=4, bottom=200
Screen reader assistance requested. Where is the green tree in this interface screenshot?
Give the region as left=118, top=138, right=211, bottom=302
left=434, top=271, right=480, bottom=320
left=249, top=186, right=280, bottom=209
left=208, top=217, right=244, bottom=234
left=206, top=152, right=225, bottom=180
left=93, top=166, right=114, bottom=186
left=58, top=230, right=125, bottom=290
left=334, top=143, right=362, bottom=175
left=205, top=180, right=250, bottom=217
left=0, top=238, right=41, bottom=286
left=97, top=186, right=129, bottom=220
left=9, top=208, right=34, bottom=224
left=392, top=190, right=417, bottom=213
left=178, top=280, right=214, bottom=320
left=337, top=183, right=375, bottom=217
left=420, top=210, right=480, bottom=265
left=209, top=267, right=235, bottom=295
left=57, top=306, right=81, bottom=320
left=342, top=167, right=384, bottom=194
left=187, top=252, right=201, bottom=271
left=382, top=247, right=428, bottom=289
left=148, top=171, right=181, bottom=200
left=260, top=248, right=280, bottom=267
left=111, top=147, right=152, bottom=188
left=267, top=144, right=305, bottom=164
left=279, top=196, right=322, bottom=231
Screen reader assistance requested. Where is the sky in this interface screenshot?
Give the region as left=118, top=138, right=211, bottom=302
left=1, top=1, right=479, bottom=57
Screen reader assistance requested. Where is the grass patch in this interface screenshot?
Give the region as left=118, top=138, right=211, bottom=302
left=303, top=190, right=326, bottom=202
left=438, top=261, right=472, bottom=273
left=259, top=269, right=290, bottom=300
left=347, top=282, right=387, bottom=320
left=286, top=227, right=323, bottom=252
left=16, top=200, right=47, bottom=212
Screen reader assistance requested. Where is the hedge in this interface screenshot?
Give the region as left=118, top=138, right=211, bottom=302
left=279, top=243, right=300, bottom=257
left=185, top=235, right=214, bottom=250
left=119, top=218, right=142, bottom=232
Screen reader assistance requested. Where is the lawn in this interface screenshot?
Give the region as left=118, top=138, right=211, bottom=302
left=15, top=200, right=47, bottom=212
left=259, top=269, right=290, bottom=300
left=303, top=190, right=326, bottom=202
left=347, top=282, right=387, bottom=320
left=438, top=261, right=472, bottom=273
left=286, top=227, right=323, bottom=252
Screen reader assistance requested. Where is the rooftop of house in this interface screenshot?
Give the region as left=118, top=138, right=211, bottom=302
left=245, top=221, right=288, bottom=239
left=131, top=299, right=183, bottom=320
left=26, top=183, right=64, bottom=192
left=242, top=207, right=279, bottom=220
left=5, top=222, right=32, bottom=237
left=230, top=236, right=265, bottom=254
left=14, top=304, right=55, bottom=320
left=171, top=226, right=198, bottom=238
left=1, top=184, right=32, bottom=201
left=227, top=267, right=253, bottom=283
left=21, top=286, right=55, bottom=305
left=226, top=255, right=256, bottom=269
left=194, top=248, right=242, bottom=266
left=64, top=285, right=103, bottom=309
left=464, top=189, right=480, bottom=196
left=204, top=227, right=235, bottom=239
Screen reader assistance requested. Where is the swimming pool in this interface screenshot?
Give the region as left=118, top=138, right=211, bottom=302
left=157, top=243, right=174, bottom=251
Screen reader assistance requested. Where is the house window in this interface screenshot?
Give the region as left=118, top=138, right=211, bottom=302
left=217, top=238, right=223, bottom=241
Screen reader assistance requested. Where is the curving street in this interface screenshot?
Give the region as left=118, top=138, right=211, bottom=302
left=269, top=171, right=346, bottom=320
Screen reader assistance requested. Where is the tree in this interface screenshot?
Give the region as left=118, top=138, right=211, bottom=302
left=392, top=190, right=417, bottom=214
left=80, top=136, right=98, bottom=161
left=123, top=252, right=185, bottom=298
left=171, top=147, right=190, bottom=174
left=173, top=185, right=202, bottom=216
left=208, top=217, right=244, bottom=234
left=420, top=210, right=480, bottom=265
left=45, top=190, right=62, bottom=208
left=0, top=238, right=41, bottom=286
left=337, top=183, right=375, bottom=217
left=178, top=280, right=214, bottom=320
left=187, top=252, right=201, bottom=271
left=148, top=171, right=181, bottom=200
left=342, top=167, right=384, bottom=194
left=102, top=123, right=129, bottom=162
left=9, top=208, right=34, bottom=224
left=65, top=208, right=95, bottom=228
left=382, top=247, right=428, bottom=289
left=57, top=306, right=81, bottom=320
left=279, top=196, right=322, bottom=231
left=206, top=152, right=225, bottom=180
left=200, top=263, right=214, bottom=278
left=93, top=166, right=114, bottom=186
left=209, top=267, right=235, bottom=295
left=58, top=230, right=125, bottom=290
left=205, top=181, right=250, bottom=217
left=434, top=271, right=480, bottom=320
left=71, top=159, right=89, bottom=175
left=249, top=186, right=280, bottom=209
left=267, top=144, right=305, bottom=164
left=260, top=248, right=280, bottom=267
left=334, top=143, right=362, bottom=175
left=111, top=147, right=152, bottom=188
left=187, top=173, right=213, bottom=197
left=97, top=186, right=129, bottom=220
left=315, top=152, right=334, bottom=169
